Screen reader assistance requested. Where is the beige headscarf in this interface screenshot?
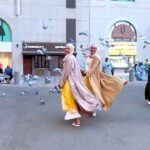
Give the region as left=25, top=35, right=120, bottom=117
left=89, top=44, right=100, bottom=59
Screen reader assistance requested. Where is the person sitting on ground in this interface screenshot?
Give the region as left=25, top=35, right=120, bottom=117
left=0, top=63, right=3, bottom=74
left=136, top=62, right=146, bottom=81
left=4, top=65, right=13, bottom=83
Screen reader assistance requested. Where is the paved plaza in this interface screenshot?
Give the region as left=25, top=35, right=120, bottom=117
left=0, top=82, right=149, bottom=150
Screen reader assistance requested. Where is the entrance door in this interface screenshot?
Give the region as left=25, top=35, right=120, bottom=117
left=23, top=56, right=32, bottom=74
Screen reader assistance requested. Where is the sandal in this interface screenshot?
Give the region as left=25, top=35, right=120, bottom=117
left=123, top=81, right=128, bottom=86
left=72, top=122, right=80, bottom=127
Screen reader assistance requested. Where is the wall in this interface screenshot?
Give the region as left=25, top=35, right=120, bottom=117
left=0, top=0, right=150, bottom=74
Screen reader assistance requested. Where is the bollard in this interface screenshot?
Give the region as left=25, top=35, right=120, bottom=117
left=129, top=68, right=134, bottom=82
left=14, top=72, right=20, bottom=84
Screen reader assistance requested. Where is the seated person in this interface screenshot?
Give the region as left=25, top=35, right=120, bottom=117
left=0, top=63, right=3, bottom=74
left=136, top=62, right=146, bottom=81
left=4, top=65, right=13, bottom=83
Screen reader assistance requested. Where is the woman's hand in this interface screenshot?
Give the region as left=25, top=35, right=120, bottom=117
left=81, top=70, right=86, bottom=76
left=58, top=84, right=63, bottom=89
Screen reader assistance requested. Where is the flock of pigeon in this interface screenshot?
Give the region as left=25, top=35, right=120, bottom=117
left=0, top=68, right=61, bottom=105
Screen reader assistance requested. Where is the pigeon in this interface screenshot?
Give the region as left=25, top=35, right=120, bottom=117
left=53, top=68, right=61, bottom=74
left=99, top=37, right=104, bottom=41
left=28, top=81, right=33, bottom=86
left=35, top=89, right=39, bottom=95
left=80, top=45, right=83, bottom=48
left=46, top=56, right=52, bottom=61
left=1, top=93, right=6, bottom=97
left=49, top=88, right=56, bottom=93
left=32, top=75, right=40, bottom=80
left=45, top=77, right=51, bottom=84
left=54, top=86, right=61, bottom=93
left=143, top=45, right=147, bottom=49
left=100, top=42, right=106, bottom=46
left=41, top=47, right=47, bottom=53
left=25, top=89, right=29, bottom=93
left=40, top=99, right=45, bottom=105
left=24, top=75, right=30, bottom=82
left=79, top=32, right=88, bottom=36
left=36, top=49, right=45, bottom=55
left=20, top=92, right=25, bottom=96
left=42, top=22, right=48, bottom=30
left=22, top=41, right=28, bottom=49
left=144, top=40, right=150, bottom=45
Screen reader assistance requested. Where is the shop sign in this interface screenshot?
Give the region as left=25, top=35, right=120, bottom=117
left=109, top=42, right=137, bottom=56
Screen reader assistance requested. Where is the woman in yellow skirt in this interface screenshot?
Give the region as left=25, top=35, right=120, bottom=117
left=58, top=44, right=98, bottom=127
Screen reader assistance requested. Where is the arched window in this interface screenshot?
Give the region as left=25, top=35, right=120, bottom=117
left=0, top=19, right=11, bottom=42
left=110, top=21, right=137, bottom=42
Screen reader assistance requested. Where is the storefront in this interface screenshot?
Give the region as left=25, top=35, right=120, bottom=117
left=109, top=21, right=137, bottom=69
left=109, top=42, right=136, bottom=68
left=22, top=42, right=66, bottom=76
left=0, top=18, right=12, bottom=69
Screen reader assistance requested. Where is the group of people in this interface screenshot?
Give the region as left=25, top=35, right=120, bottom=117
left=135, top=60, right=150, bottom=81
left=58, top=43, right=127, bottom=127
left=0, top=63, right=13, bottom=84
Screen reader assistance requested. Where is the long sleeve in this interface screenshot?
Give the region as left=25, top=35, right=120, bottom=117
left=103, top=62, right=110, bottom=68
left=87, top=58, right=100, bottom=76
left=59, top=57, right=75, bottom=87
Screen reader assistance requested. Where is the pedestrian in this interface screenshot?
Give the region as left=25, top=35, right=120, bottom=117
left=58, top=43, right=98, bottom=127
left=134, top=61, right=139, bottom=73
left=110, top=60, right=114, bottom=75
left=4, top=65, right=13, bottom=84
left=145, top=66, right=150, bottom=104
left=102, top=57, right=112, bottom=75
left=144, top=59, right=150, bottom=74
left=84, top=44, right=128, bottom=111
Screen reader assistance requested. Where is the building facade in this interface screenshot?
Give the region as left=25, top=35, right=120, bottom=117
left=89, top=0, right=150, bottom=67
left=0, top=0, right=150, bottom=75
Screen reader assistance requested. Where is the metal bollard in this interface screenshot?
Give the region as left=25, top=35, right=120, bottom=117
left=129, top=68, right=134, bottom=82
left=14, top=72, right=20, bottom=84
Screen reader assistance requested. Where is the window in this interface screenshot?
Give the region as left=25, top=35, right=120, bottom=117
left=66, top=19, right=76, bottom=44
left=111, top=0, right=135, bottom=2
left=0, top=19, right=11, bottom=42
left=66, top=0, right=76, bottom=8
left=34, top=56, right=49, bottom=68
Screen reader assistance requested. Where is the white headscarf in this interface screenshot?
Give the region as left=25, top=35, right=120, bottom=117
left=66, top=43, right=75, bottom=54
left=63, top=43, right=75, bottom=61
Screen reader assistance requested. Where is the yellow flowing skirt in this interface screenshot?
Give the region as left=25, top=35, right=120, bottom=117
left=84, top=76, right=94, bottom=93
left=61, top=80, right=79, bottom=114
